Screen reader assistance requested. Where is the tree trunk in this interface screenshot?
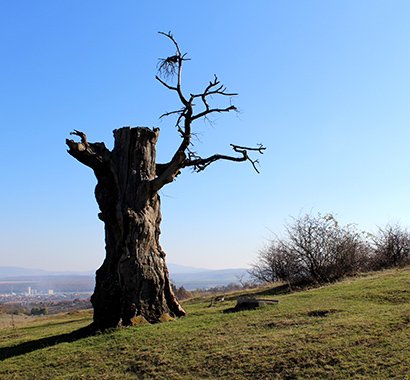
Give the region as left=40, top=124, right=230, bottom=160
left=66, top=127, right=186, bottom=330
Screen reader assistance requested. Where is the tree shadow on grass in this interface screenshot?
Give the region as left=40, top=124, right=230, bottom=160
left=0, top=324, right=95, bottom=361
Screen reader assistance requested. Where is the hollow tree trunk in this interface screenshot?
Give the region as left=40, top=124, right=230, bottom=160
left=66, top=127, right=186, bottom=329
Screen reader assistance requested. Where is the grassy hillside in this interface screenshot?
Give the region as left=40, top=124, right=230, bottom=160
left=0, top=268, right=409, bottom=379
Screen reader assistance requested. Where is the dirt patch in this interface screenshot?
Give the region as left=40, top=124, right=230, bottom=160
left=307, top=309, right=339, bottom=318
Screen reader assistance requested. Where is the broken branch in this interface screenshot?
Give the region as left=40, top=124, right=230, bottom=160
left=66, top=130, right=111, bottom=171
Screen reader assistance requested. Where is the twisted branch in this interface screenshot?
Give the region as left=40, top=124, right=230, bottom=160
left=183, top=144, right=266, bottom=173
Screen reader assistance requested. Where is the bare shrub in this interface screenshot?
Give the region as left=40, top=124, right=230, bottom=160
left=249, top=239, right=303, bottom=284
left=371, top=224, right=410, bottom=269
left=30, top=307, right=48, bottom=316
left=250, top=213, right=370, bottom=286
left=249, top=240, right=285, bottom=283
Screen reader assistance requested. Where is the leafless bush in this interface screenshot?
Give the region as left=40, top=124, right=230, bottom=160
left=370, top=224, right=410, bottom=269
left=250, top=213, right=370, bottom=286
left=249, top=239, right=303, bottom=284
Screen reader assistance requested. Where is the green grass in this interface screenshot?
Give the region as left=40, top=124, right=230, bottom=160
left=0, top=268, right=409, bottom=379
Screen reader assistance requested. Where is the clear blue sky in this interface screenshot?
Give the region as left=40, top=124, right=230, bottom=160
left=1, top=1, right=410, bottom=271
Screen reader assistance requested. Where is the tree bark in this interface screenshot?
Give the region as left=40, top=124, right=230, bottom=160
left=66, top=127, right=186, bottom=329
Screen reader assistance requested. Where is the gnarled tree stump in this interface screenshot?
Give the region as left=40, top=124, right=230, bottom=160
left=67, top=127, right=185, bottom=329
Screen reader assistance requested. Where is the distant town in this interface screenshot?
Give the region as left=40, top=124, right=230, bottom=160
left=0, top=287, right=92, bottom=316
left=0, top=271, right=94, bottom=315
left=0, top=285, right=92, bottom=304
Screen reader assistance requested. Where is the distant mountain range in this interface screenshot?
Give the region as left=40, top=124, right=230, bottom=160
left=0, top=264, right=250, bottom=291
left=0, top=266, right=93, bottom=278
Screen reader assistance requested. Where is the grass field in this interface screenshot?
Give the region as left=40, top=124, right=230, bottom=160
left=0, top=268, right=409, bottom=379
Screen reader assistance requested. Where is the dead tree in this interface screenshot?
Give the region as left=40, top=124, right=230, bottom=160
left=66, top=32, right=265, bottom=330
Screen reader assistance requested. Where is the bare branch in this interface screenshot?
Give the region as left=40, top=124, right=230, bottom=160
left=190, top=75, right=238, bottom=100
left=182, top=143, right=266, bottom=173
left=155, top=75, right=177, bottom=91
left=189, top=75, right=238, bottom=118
left=159, top=108, right=185, bottom=119
left=231, top=143, right=266, bottom=154
left=231, top=144, right=266, bottom=173
left=192, top=105, right=237, bottom=121
left=158, top=31, right=182, bottom=56
left=175, top=111, right=186, bottom=130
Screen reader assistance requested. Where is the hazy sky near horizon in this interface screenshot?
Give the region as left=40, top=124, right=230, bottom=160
left=1, top=1, right=410, bottom=271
